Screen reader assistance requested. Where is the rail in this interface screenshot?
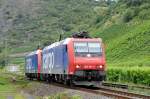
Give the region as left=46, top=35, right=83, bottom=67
left=48, top=82, right=150, bottom=99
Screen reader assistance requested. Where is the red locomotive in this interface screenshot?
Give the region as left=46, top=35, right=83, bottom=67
left=25, top=32, right=106, bottom=87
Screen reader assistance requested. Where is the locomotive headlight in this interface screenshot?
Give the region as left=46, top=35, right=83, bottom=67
left=97, top=65, right=103, bottom=69
left=87, top=54, right=91, bottom=57
left=99, top=65, right=103, bottom=68
left=76, top=65, right=80, bottom=68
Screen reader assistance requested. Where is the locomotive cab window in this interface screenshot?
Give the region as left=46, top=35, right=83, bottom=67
left=74, top=42, right=88, bottom=53
left=74, top=42, right=102, bottom=57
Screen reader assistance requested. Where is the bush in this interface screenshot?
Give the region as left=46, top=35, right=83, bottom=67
left=140, top=3, right=150, bottom=9
left=123, top=9, right=137, bottom=22
left=95, top=16, right=103, bottom=24
left=120, top=0, right=142, bottom=6
left=0, top=53, right=6, bottom=66
left=139, top=9, right=150, bottom=20
left=127, top=0, right=142, bottom=6
left=94, top=7, right=109, bottom=17
left=107, top=67, right=150, bottom=86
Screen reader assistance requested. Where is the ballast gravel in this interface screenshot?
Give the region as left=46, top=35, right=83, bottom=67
left=24, top=82, right=113, bottom=99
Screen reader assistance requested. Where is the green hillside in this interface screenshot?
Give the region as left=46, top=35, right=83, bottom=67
left=93, top=19, right=150, bottom=67
left=0, top=0, right=98, bottom=65
left=0, top=0, right=149, bottom=67
left=90, top=0, right=150, bottom=67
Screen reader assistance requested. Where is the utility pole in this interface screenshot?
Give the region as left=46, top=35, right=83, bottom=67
left=58, top=30, right=64, bottom=41
left=37, top=41, right=41, bottom=49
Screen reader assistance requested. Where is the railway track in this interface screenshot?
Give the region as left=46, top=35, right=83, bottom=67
left=28, top=79, right=150, bottom=99
left=48, top=82, right=150, bottom=99
left=70, top=85, right=150, bottom=99
left=102, top=82, right=128, bottom=89
left=96, top=86, right=150, bottom=99
left=101, top=82, right=150, bottom=99
left=102, top=82, right=150, bottom=90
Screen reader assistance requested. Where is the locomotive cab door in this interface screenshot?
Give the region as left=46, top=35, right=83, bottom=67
left=63, top=45, right=68, bottom=74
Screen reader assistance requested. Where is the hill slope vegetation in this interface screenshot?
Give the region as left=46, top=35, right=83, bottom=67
left=91, top=0, right=150, bottom=66
left=0, top=0, right=149, bottom=67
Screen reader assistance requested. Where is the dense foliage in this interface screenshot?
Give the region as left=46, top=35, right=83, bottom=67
left=0, top=0, right=98, bottom=52
left=107, top=66, right=150, bottom=86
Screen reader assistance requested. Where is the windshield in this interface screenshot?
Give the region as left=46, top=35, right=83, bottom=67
left=74, top=42, right=102, bottom=57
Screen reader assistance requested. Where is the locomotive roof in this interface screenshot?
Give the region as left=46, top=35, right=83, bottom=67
left=26, top=50, right=41, bottom=57
left=43, top=38, right=102, bottom=51
left=43, top=38, right=71, bottom=51
left=25, top=37, right=102, bottom=57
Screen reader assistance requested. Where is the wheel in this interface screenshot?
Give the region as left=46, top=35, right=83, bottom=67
left=48, top=76, right=52, bottom=83
left=69, top=80, right=74, bottom=88
left=64, top=78, right=68, bottom=85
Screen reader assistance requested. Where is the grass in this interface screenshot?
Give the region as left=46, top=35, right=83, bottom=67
left=9, top=57, right=25, bottom=66
left=10, top=45, right=37, bottom=53
left=0, top=70, right=16, bottom=92
left=0, top=68, right=82, bottom=99
left=45, top=93, right=82, bottom=99
left=0, top=69, right=30, bottom=99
